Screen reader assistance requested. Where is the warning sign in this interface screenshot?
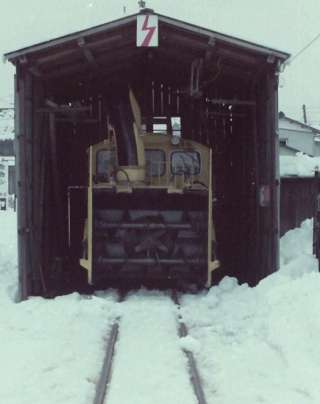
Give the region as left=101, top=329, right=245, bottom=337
left=136, top=14, right=158, bottom=47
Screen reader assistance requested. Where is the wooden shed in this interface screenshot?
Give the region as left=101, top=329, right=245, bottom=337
left=4, top=9, right=289, bottom=299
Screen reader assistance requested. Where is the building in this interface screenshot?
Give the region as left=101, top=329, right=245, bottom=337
left=0, top=108, right=15, bottom=210
left=4, top=9, right=289, bottom=298
left=279, top=111, right=320, bottom=156
left=0, top=156, right=15, bottom=210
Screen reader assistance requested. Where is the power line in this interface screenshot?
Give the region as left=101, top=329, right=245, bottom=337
left=288, top=32, right=320, bottom=65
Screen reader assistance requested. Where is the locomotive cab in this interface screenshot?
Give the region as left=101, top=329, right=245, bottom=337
left=79, top=89, right=220, bottom=287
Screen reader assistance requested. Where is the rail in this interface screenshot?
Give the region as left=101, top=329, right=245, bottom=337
left=171, top=290, right=208, bottom=404
left=93, top=322, right=119, bottom=404
left=92, top=290, right=207, bottom=404
left=93, top=292, right=126, bottom=404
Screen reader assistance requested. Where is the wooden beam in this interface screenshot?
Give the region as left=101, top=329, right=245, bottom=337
left=215, top=46, right=259, bottom=65
left=205, top=37, right=216, bottom=61
left=40, top=61, right=91, bottom=80
left=36, top=34, right=124, bottom=66
left=37, top=47, right=79, bottom=66
left=161, top=31, right=209, bottom=51
left=28, top=65, right=42, bottom=77
left=155, top=47, right=196, bottom=64
left=18, top=55, right=28, bottom=65
left=37, top=105, right=91, bottom=114
left=208, top=111, right=246, bottom=118
left=206, top=97, right=256, bottom=106
left=84, top=33, right=124, bottom=50
left=55, top=117, right=99, bottom=123
left=77, top=37, right=98, bottom=68
left=45, top=99, right=58, bottom=108
left=42, top=47, right=141, bottom=79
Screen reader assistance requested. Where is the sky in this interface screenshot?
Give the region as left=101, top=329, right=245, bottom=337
left=1, top=0, right=320, bottom=123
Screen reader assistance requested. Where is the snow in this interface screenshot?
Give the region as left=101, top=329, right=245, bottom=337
left=179, top=335, right=201, bottom=354
left=0, top=212, right=120, bottom=404
left=180, top=218, right=320, bottom=404
left=280, top=152, right=320, bottom=177
left=0, top=211, right=18, bottom=301
left=0, top=210, right=320, bottom=403
left=0, top=109, right=14, bottom=140
left=106, top=291, right=196, bottom=404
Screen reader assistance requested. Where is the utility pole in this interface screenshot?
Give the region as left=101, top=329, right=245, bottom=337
left=302, top=104, right=307, bottom=124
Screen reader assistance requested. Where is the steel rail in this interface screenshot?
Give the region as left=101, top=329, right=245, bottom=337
left=93, top=290, right=206, bottom=404
left=93, top=292, right=126, bottom=404
left=93, top=322, right=119, bottom=404
left=172, top=290, right=208, bottom=404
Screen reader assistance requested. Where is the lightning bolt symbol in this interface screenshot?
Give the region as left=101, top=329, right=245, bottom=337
left=141, top=15, right=156, bottom=46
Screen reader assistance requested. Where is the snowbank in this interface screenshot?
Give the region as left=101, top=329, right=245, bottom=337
left=0, top=210, right=319, bottom=404
left=0, top=211, right=18, bottom=301
left=1, top=293, right=119, bottom=404
left=0, top=212, right=120, bottom=404
left=181, top=218, right=320, bottom=404
left=280, top=152, right=320, bottom=177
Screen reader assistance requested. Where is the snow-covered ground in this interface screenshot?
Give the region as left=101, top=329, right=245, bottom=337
left=181, top=219, right=319, bottom=404
left=0, top=211, right=319, bottom=404
left=0, top=212, right=120, bottom=404
left=106, top=292, right=196, bottom=404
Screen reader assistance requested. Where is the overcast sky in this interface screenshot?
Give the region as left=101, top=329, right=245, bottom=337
left=1, top=0, right=320, bottom=123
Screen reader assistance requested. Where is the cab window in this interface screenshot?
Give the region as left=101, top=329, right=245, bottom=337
left=145, top=149, right=166, bottom=177
left=96, top=149, right=116, bottom=175
left=171, top=151, right=201, bottom=175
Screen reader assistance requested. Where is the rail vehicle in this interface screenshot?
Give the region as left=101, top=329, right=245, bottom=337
left=79, top=88, right=220, bottom=287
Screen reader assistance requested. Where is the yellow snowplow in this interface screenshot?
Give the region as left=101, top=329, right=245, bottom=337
left=80, top=89, right=219, bottom=287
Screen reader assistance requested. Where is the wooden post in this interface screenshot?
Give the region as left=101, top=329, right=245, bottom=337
left=49, top=112, right=64, bottom=257
left=15, top=65, right=31, bottom=300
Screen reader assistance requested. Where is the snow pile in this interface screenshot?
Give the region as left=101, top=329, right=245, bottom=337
left=181, top=219, right=320, bottom=404
left=0, top=209, right=319, bottom=404
left=279, top=218, right=317, bottom=278
left=280, top=152, right=320, bottom=177
left=0, top=212, right=120, bottom=404
left=0, top=211, right=18, bottom=301
left=1, top=293, right=119, bottom=404
left=0, top=109, right=14, bottom=139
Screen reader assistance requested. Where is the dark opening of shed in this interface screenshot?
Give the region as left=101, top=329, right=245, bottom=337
left=4, top=10, right=289, bottom=299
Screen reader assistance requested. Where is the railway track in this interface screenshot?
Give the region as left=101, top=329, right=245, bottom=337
left=93, top=290, right=208, bottom=404
left=171, top=290, right=208, bottom=404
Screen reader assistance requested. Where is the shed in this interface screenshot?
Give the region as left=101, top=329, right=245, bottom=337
left=4, top=9, right=289, bottom=299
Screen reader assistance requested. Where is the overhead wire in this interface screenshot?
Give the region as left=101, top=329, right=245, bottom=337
left=288, top=31, right=320, bottom=65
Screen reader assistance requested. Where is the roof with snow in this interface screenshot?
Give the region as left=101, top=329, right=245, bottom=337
left=4, top=10, right=289, bottom=81
left=279, top=112, right=320, bottom=135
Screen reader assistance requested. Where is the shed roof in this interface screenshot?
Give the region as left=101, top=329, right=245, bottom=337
left=4, top=12, right=289, bottom=62
left=4, top=12, right=289, bottom=78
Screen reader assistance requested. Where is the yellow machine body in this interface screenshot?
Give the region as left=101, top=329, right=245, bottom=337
left=80, top=90, right=219, bottom=287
